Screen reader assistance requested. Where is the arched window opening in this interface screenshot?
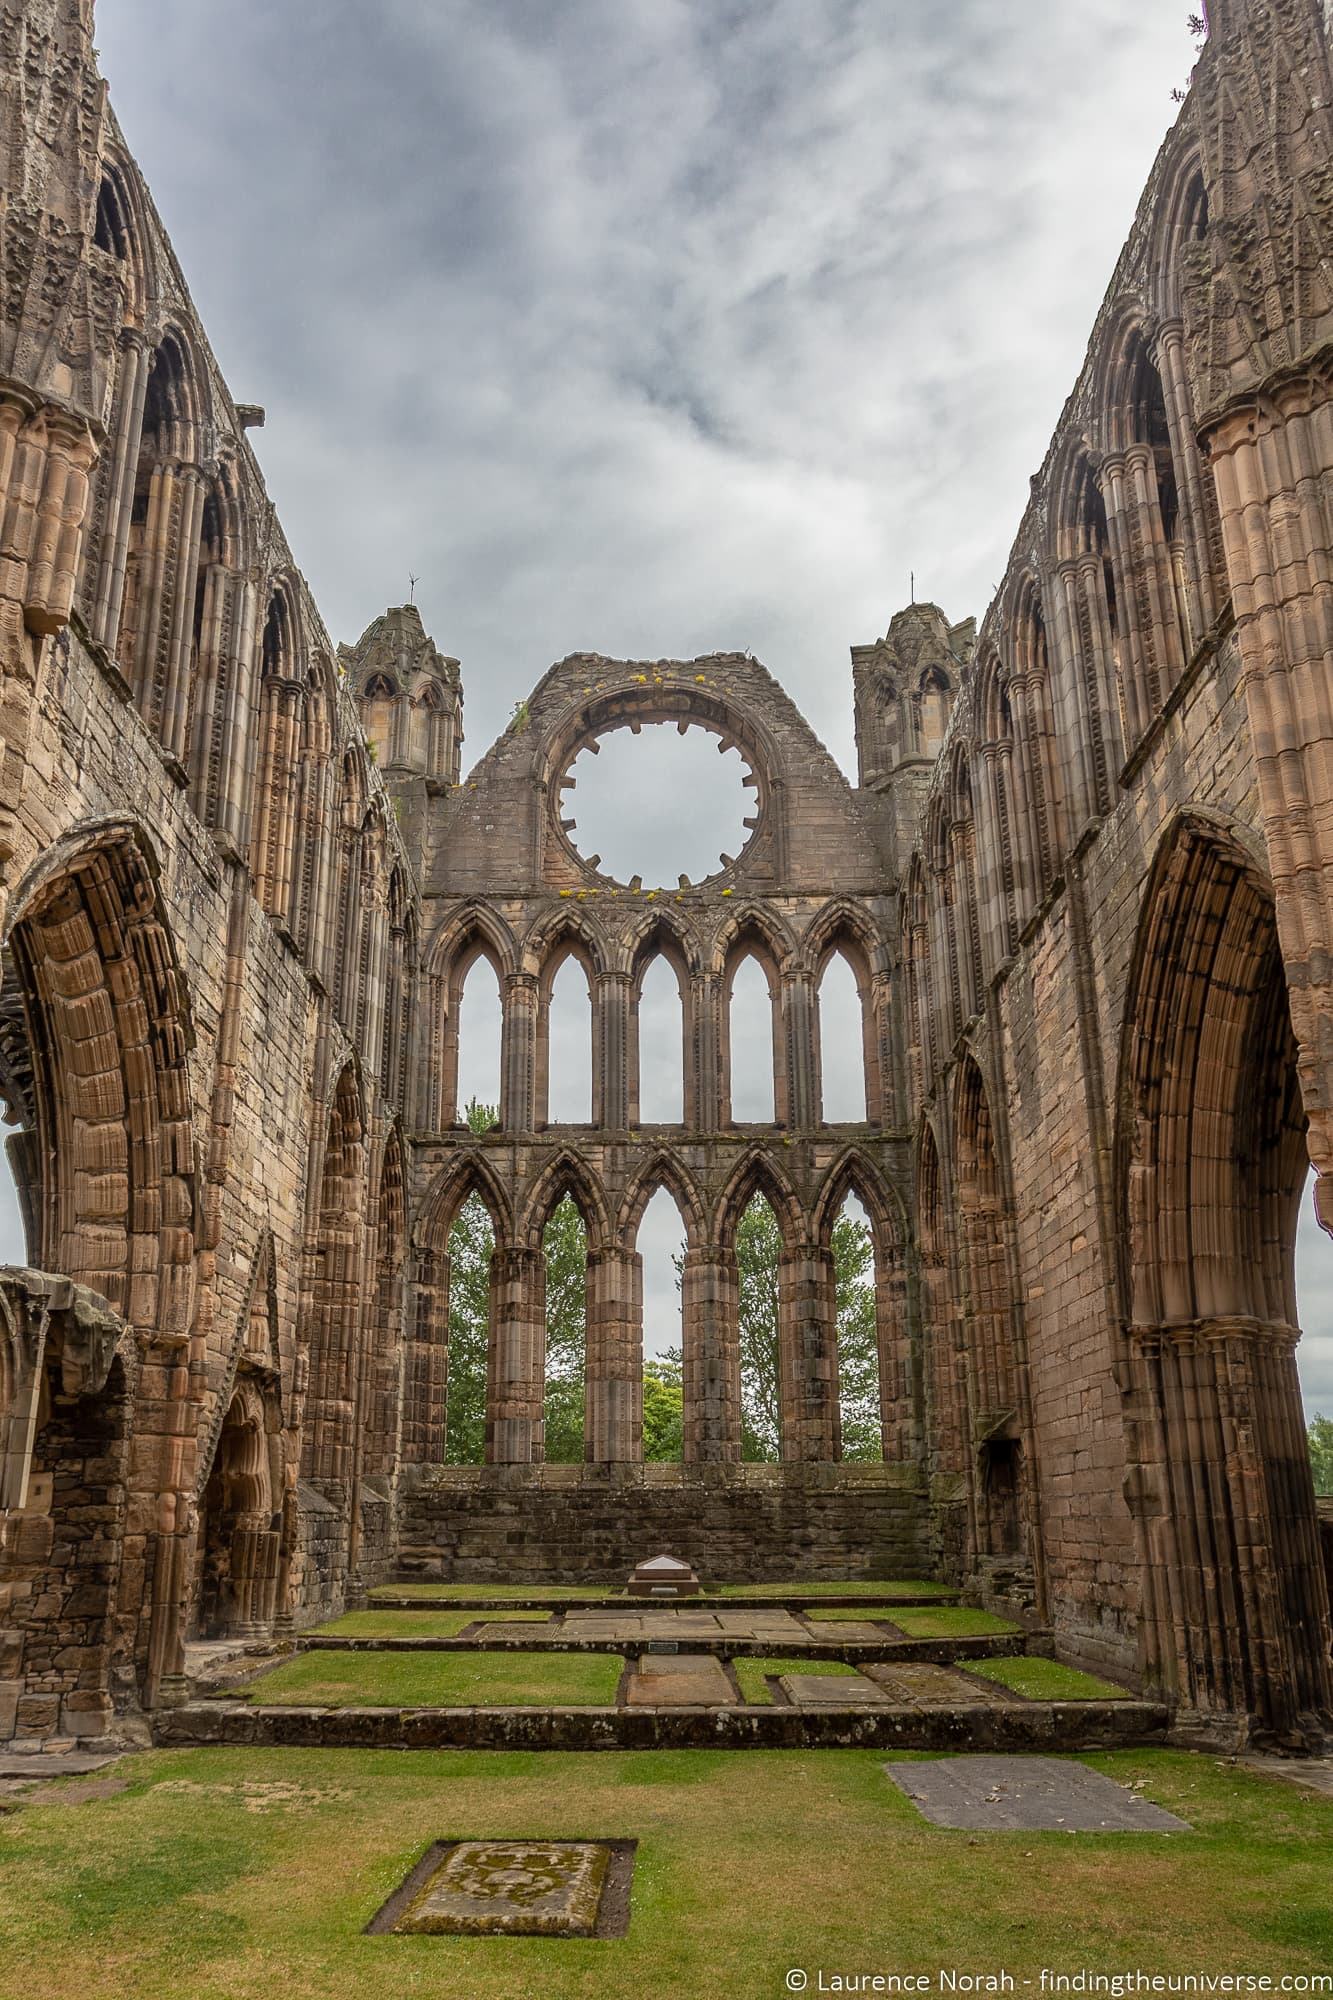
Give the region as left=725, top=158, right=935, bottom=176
left=545, top=954, right=593, bottom=1124
left=818, top=951, right=867, bottom=1122
left=444, top=1192, right=495, bottom=1466
left=728, top=953, right=775, bottom=1122
left=455, top=954, right=503, bottom=1124
left=635, top=954, right=684, bottom=1124
left=639, top=1185, right=686, bottom=1462
left=918, top=666, right=952, bottom=762
left=736, top=1193, right=782, bottom=1461
left=542, top=1194, right=587, bottom=1462
left=830, top=1193, right=882, bottom=1461
left=94, top=175, right=132, bottom=262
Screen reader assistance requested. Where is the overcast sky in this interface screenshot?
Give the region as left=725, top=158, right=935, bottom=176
left=32, top=0, right=1323, bottom=1418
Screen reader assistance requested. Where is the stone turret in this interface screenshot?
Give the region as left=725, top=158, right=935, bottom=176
left=851, top=602, right=974, bottom=876
left=344, top=604, right=462, bottom=879
left=345, top=603, right=462, bottom=784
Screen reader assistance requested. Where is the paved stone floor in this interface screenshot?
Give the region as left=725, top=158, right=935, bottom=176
left=1242, top=1754, right=1333, bottom=1799
left=885, top=1756, right=1190, bottom=1832
left=556, top=1607, right=874, bottom=1644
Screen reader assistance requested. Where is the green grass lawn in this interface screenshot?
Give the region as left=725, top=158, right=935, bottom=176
left=717, top=1579, right=956, bottom=1599
left=799, top=1606, right=904, bottom=1623
left=0, top=1747, right=1327, bottom=2000
left=962, top=1655, right=1134, bottom=1702
left=242, top=1649, right=623, bottom=1708
left=732, top=1656, right=857, bottom=1704
left=891, top=1606, right=1021, bottom=1638
left=368, top=1583, right=612, bottom=1602
left=308, top=1609, right=553, bottom=1640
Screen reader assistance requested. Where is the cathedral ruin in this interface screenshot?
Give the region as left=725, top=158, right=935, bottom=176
left=1, top=0, right=1331, bottom=1752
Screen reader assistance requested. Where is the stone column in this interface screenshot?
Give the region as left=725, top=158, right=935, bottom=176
left=87, top=330, right=149, bottom=649
left=681, top=1244, right=740, bottom=1462
left=501, top=972, right=538, bottom=1133
left=778, top=1241, right=839, bottom=1462
left=1155, top=318, right=1219, bottom=644
left=691, top=972, right=724, bottom=1129
left=876, top=1248, right=915, bottom=1463
left=784, top=972, right=819, bottom=1127
left=401, top=1242, right=448, bottom=1465
left=1122, top=1318, right=1332, bottom=1734
left=487, top=1246, right=545, bottom=1463
left=595, top=970, right=631, bottom=1130
left=585, top=1245, right=642, bottom=1462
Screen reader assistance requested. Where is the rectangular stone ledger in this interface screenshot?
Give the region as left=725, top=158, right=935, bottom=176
left=400, top=1840, right=611, bottom=1936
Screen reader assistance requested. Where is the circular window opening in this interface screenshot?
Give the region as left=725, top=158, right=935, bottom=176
left=558, top=722, right=758, bottom=888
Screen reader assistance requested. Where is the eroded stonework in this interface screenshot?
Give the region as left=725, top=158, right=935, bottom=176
left=0, top=0, right=1329, bottom=1750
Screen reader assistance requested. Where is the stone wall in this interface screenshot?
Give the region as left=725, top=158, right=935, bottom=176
left=398, top=1464, right=932, bottom=1585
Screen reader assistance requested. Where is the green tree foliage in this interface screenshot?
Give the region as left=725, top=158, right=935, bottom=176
left=643, top=1353, right=684, bottom=1462
left=541, top=1195, right=588, bottom=1463
left=1309, top=1414, right=1333, bottom=1496
left=444, top=1192, right=493, bottom=1466
left=728, top=1196, right=881, bottom=1461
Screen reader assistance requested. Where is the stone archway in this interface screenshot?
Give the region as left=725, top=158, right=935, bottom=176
left=1119, top=816, right=1333, bottom=1740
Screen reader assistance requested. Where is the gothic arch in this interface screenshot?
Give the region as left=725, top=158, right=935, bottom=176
left=812, top=1146, right=903, bottom=1252
left=1114, top=810, right=1331, bottom=1733
left=713, top=1146, right=805, bottom=1250
left=7, top=821, right=197, bottom=1334
left=419, top=1149, right=514, bottom=1254
left=618, top=1149, right=707, bottom=1249
left=518, top=1149, right=611, bottom=1255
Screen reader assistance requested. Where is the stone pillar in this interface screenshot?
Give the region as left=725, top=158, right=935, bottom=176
left=1047, top=557, right=1103, bottom=830
left=87, top=331, right=149, bottom=649
left=487, top=1247, right=544, bottom=1463
left=784, top=972, right=819, bottom=1127
left=681, top=1244, right=740, bottom=1462
left=401, top=1243, right=448, bottom=1465
left=691, top=972, right=724, bottom=1129
left=876, top=1249, right=915, bottom=1463
left=1122, top=1319, right=1332, bottom=1735
left=501, top=972, right=538, bottom=1132
left=585, top=1245, right=642, bottom=1462
left=1155, top=318, right=1219, bottom=644
left=595, top=971, right=631, bottom=1131
left=778, top=1241, right=839, bottom=1462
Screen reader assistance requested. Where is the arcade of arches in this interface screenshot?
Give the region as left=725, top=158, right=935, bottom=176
left=0, top=0, right=1331, bottom=1750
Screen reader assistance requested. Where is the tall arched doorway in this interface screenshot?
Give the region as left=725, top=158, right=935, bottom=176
left=1119, top=816, right=1332, bottom=1740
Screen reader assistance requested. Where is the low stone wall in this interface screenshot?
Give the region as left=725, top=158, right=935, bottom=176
left=397, top=1462, right=933, bottom=1584
left=158, top=1697, right=1170, bottom=1754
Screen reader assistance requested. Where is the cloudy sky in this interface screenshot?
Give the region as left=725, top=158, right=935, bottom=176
left=27, top=0, right=1322, bottom=1416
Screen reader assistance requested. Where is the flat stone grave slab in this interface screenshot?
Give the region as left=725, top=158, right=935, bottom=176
left=865, top=1663, right=1018, bottom=1707
left=469, top=1617, right=555, bottom=1642
left=368, top=1838, right=634, bottom=1937
left=624, top=1654, right=733, bottom=1707
left=884, top=1756, right=1189, bottom=1832
left=803, top=1619, right=895, bottom=1643
left=780, top=1671, right=893, bottom=1706
left=714, top=1612, right=805, bottom=1640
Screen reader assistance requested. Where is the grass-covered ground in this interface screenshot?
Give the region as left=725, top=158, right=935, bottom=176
left=243, top=1649, right=623, bottom=1708
left=963, top=1656, right=1133, bottom=1702
left=309, top=1609, right=553, bottom=1640
left=368, top=1583, right=612, bottom=1602
left=732, top=1657, right=857, bottom=1704
left=0, top=1747, right=1327, bottom=2000
left=716, top=1579, right=956, bottom=1599
left=890, top=1606, right=1021, bottom=1639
